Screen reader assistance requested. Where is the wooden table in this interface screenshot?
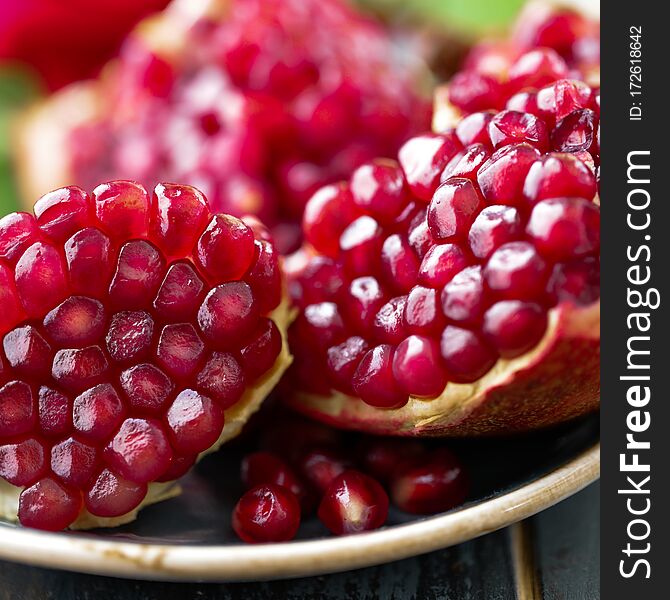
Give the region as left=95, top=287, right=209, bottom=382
left=0, top=482, right=598, bottom=599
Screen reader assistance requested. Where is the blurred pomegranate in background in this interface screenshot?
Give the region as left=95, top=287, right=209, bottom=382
left=0, top=0, right=169, bottom=90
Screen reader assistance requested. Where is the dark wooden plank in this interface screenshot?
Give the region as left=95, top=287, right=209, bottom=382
left=0, top=527, right=515, bottom=600
left=531, top=481, right=600, bottom=600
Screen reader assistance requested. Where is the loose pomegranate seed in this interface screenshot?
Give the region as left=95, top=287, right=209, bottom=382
left=298, top=446, right=353, bottom=493
left=241, top=451, right=307, bottom=507
left=0, top=181, right=286, bottom=530
left=391, top=448, right=468, bottom=514
left=358, top=438, right=424, bottom=483
left=318, top=470, right=389, bottom=535
left=232, top=484, right=301, bottom=543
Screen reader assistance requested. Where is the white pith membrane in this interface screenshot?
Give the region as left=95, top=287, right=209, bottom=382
left=0, top=296, right=295, bottom=529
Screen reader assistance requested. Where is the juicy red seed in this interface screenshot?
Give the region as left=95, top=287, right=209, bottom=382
left=448, top=71, right=504, bottom=113
left=407, top=217, right=434, bottom=260
left=523, top=153, right=596, bottom=204
left=85, top=468, right=147, bottom=518
left=295, top=302, right=346, bottom=351
left=156, top=454, right=197, bottom=482
left=64, top=227, right=115, bottom=298
left=552, top=109, right=596, bottom=153
left=196, top=214, right=256, bottom=283
left=418, top=243, right=470, bottom=288
left=120, top=364, right=174, bottom=413
left=342, top=277, right=387, bottom=335
left=151, top=183, right=210, bottom=258
left=106, top=311, right=155, bottom=364
left=232, top=484, right=301, bottom=544
left=109, top=240, right=165, bottom=310
left=477, top=144, right=540, bottom=207
left=105, top=417, right=173, bottom=483
left=245, top=240, right=282, bottom=314
left=399, top=134, right=463, bottom=201
left=198, top=282, right=259, bottom=348
left=441, top=266, right=486, bottom=325
left=166, top=390, right=225, bottom=455
left=391, top=448, right=468, bottom=515
left=153, top=262, right=205, bottom=322
left=482, top=301, right=548, bottom=358
left=380, top=234, right=420, bottom=293
left=358, top=438, right=424, bottom=483
left=38, top=386, right=71, bottom=436
left=44, top=296, right=106, bottom=348
left=537, top=79, right=591, bottom=123
left=318, top=470, right=389, bottom=535
left=15, top=242, right=68, bottom=317
left=0, top=262, right=25, bottom=334
left=455, top=112, right=494, bottom=147
left=350, top=159, right=408, bottom=224
left=93, top=180, right=150, bottom=239
left=72, top=383, right=125, bottom=443
left=428, top=178, right=485, bottom=242
left=298, top=447, right=353, bottom=493
left=156, top=323, right=206, bottom=380
left=196, top=352, right=245, bottom=408
left=405, top=286, right=445, bottom=335
left=238, top=319, right=282, bottom=380
left=372, top=297, right=407, bottom=344
left=352, top=345, right=406, bottom=408
left=0, top=437, right=47, bottom=486
left=440, top=326, right=498, bottom=383
left=293, top=257, right=344, bottom=308
left=0, top=381, right=36, bottom=437
left=441, top=144, right=491, bottom=182
left=547, top=258, right=600, bottom=305
left=3, top=326, right=52, bottom=379
left=52, top=346, right=110, bottom=392
left=34, top=186, right=91, bottom=242
left=484, top=241, right=549, bottom=301
left=241, top=452, right=306, bottom=502
left=508, top=48, right=569, bottom=90
left=19, top=477, right=82, bottom=531
left=303, top=183, right=360, bottom=257
left=327, top=336, right=370, bottom=393
left=0, top=213, right=41, bottom=264
left=526, top=197, right=600, bottom=261
left=468, top=205, right=522, bottom=260
left=487, top=111, right=549, bottom=151
left=339, top=216, right=383, bottom=277
left=506, top=91, right=540, bottom=115
left=50, top=437, right=98, bottom=488
left=392, top=335, right=448, bottom=398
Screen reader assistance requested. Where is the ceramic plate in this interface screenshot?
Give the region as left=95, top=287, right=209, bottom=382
left=0, top=415, right=599, bottom=582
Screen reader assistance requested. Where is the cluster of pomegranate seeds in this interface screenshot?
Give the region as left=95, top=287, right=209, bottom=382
left=0, top=181, right=284, bottom=531
left=65, top=0, right=431, bottom=252
left=233, top=419, right=468, bottom=542
left=290, top=78, right=600, bottom=408
left=446, top=4, right=599, bottom=116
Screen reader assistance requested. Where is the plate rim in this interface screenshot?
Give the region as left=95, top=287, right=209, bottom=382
left=0, top=442, right=600, bottom=582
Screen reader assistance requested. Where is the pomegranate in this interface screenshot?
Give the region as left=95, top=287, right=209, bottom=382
left=15, top=0, right=431, bottom=251
left=232, top=484, right=301, bottom=543
left=0, top=181, right=293, bottom=531
left=286, top=83, right=600, bottom=435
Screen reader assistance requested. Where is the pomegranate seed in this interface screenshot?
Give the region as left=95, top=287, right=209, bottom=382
left=85, top=468, right=147, bottom=518
left=440, top=326, right=498, bottom=383
left=547, top=258, right=600, bottom=305
left=526, top=197, right=600, bottom=261
left=506, top=91, right=540, bottom=115
left=196, top=353, right=245, bottom=408
left=156, top=323, right=206, bottom=380
left=109, top=241, right=165, bottom=310
left=456, top=113, right=494, bottom=147
left=339, top=216, right=383, bottom=277
left=72, top=383, right=125, bottom=442
left=327, top=336, right=370, bottom=393
left=393, top=335, right=448, bottom=397
left=3, top=326, right=52, bottom=379
left=350, top=160, right=407, bottom=224
left=244, top=240, right=282, bottom=314
left=441, top=266, right=486, bottom=325
left=19, top=477, right=82, bottom=530
left=154, top=262, right=206, bottom=322
left=483, top=241, right=549, bottom=301
left=342, top=277, right=387, bottom=335
left=15, top=242, right=68, bottom=317
left=318, top=470, right=389, bottom=535
left=44, top=297, right=106, bottom=348
left=398, top=134, right=462, bottom=201
left=93, top=181, right=150, bottom=239
left=232, top=484, right=301, bottom=543
left=537, top=80, right=591, bottom=123
left=441, top=144, right=491, bottom=182
left=196, top=215, right=255, bottom=282
left=405, top=286, right=445, bottom=335
left=238, top=319, right=282, bottom=380
left=477, top=144, right=540, bottom=207
left=448, top=71, right=504, bottom=113
left=34, top=186, right=92, bottom=242
left=552, top=109, right=596, bottom=153
left=105, top=311, right=154, bottom=365
left=241, top=451, right=306, bottom=504
left=380, top=234, right=420, bottom=293
left=0, top=213, right=41, bottom=264
left=120, top=364, right=174, bottom=413
left=428, top=178, right=485, bottom=242
left=0, top=437, right=47, bottom=486
left=391, top=448, right=468, bottom=514
left=418, top=243, right=470, bottom=288
left=38, top=387, right=71, bottom=436
left=51, top=437, right=97, bottom=488
left=358, top=438, right=424, bottom=483
left=295, top=302, right=346, bottom=351
left=52, top=346, right=110, bottom=392
left=353, top=345, right=406, bottom=408
left=523, top=153, right=596, bottom=204
left=508, top=48, right=569, bottom=90
left=372, top=297, right=407, bottom=345
left=64, top=228, right=115, bottom=298
left=488, top=111, right=549, bottom=152
left=298, top=446, right=353, bottom=493
left=407, top=217, right=434, bottom=260
left=482, top=301, right=548, bottom=358
left=292, top=257, right=344, bottom=308
left=0, top=263, right=25, bottom=334
left=468, top=205, right=521, bottom=260
left=156, top=454, right=197, bottom=482
left=0, top=381, right=36, bottom=437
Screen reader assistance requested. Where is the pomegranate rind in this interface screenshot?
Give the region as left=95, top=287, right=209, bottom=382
left=0, top=295, right=294, bottom=529
left=287, top=301, right=599, bottom=436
